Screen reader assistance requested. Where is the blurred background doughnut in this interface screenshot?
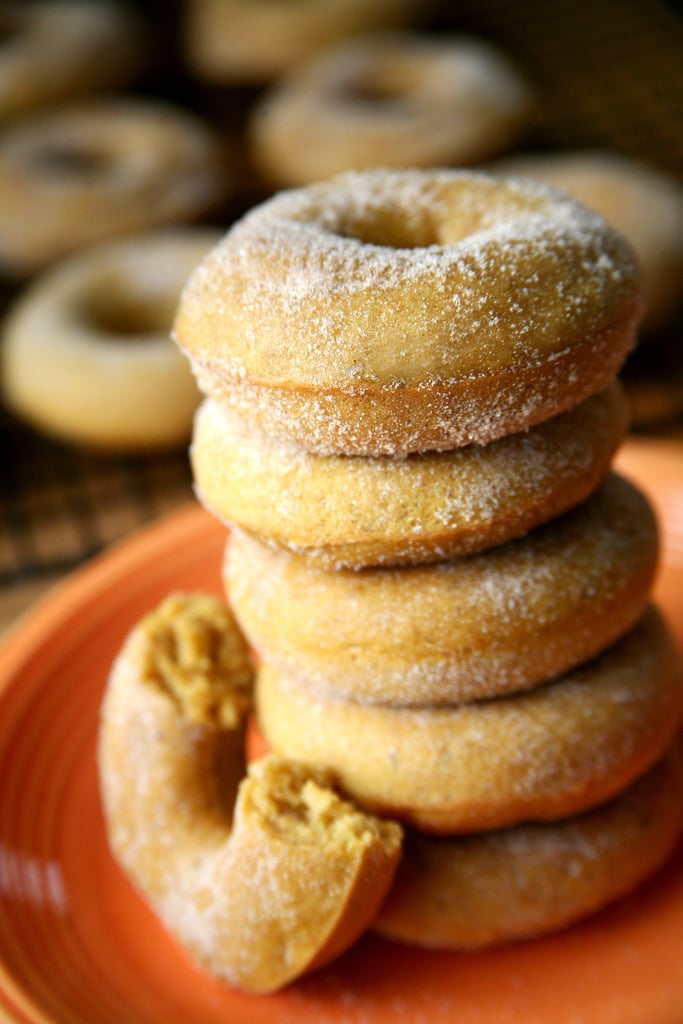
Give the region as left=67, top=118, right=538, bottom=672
left=0, top=0, right=141, bottom=122
left=1, top=228, right=221, bottom=451
left=0, top=99, right=229, bottom=276
left=491, top=150, right=683, bottom=335
left=184, top=0, right=428, bottom=84
left=250, top=33, right=535, bottom=187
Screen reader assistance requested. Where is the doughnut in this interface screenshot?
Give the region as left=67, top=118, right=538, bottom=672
left=250, top=33, right=535, bottom=188
left=196, top=381, right=627, bottom=569
left=256, top=607, right=683, bottom=834
left=1, top=229, right=222, bottom=451
left=184, top=0, right=424, bottom=84
left=174, top=169, right=642, bottom=456
left=374, top=742, right=683, bottom=950
left=0, top=99, right=229, bottom=275
left=492, top=151, right=683, bottom=333
left=226, top=474, right=658, bottom=706
left=98, top=593, right=402, bottom=994
left=0, top=0, right=140, bottom=122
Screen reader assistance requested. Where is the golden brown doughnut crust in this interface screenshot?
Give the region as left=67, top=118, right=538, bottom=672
left=226, top=474, right=658, bottom=705
left=374, top=742, right=683, bottom=950
left=250, top=33, right=534, bottom=187
left=98, top=593, right=402, bottom=994
left=175, top=169, right=641, bottom=455
left=256, top=607, right=683, bottom=834
left=0, top=100, right=228, bottom=275
left=196, top=382, right=627, bottom=569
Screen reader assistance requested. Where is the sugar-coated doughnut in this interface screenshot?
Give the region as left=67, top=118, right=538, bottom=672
left=175, top=169, right=641, bottom=456
left=196, top=382, right=627, bottom=569
left=493, top=151, right=683, bottom=333
left=256, top=608, right=683, bottom=834
left=374, top=743, right=683, bottom=950
left=185, top=0, right=424, bottom=84
left=1, top=230, right=222, bottom=451
left=98, top=593, right=402, bottom=994
left=250, top=34, right=535, bottom=188
left=227, top=474, right=658, bottom=706
left=0, top=100, right=228, bottom=275
left=0, top=0, right=140, bottom=122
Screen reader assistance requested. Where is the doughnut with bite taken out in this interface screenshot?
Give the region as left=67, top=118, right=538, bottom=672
left=98, top=593, right=402, bottom=994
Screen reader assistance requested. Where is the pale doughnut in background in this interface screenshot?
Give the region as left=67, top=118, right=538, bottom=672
left=250, top=33, right=535, bottom=187
left=0, top=100, right=229, bottom=275
left=175, top=169, right=641, bottom=456
left=98, top=592, right=402, bottom=993
left=184, top=0, right=425, bottom=83
left=374, top=743, right=683, bottom=950
left=493, top=150, right=683, bottom=332
left=1, top=229, right=221, bottom=451
left=256, top=608, right=683, bottom=834
left=226, top=474, right=658, bottom=704
left=0, top=0, right=140, bottom=122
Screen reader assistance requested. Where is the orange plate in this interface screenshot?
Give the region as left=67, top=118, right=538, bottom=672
left=1, top=437, right=683, bottom=1024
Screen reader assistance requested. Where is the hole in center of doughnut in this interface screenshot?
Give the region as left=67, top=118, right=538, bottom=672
left=341, top=73, right=410, bottom=106
left=82, top=290, right=172, bottom=339
left=31, top=145, right=109, bottom=178
left=334, top=209, right=438, bottom=249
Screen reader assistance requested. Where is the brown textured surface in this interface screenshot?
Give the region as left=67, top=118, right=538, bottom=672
left=374, top=741, right=683, bottom=950
left=98, top=602, right=402, bottom=993
left=225, top=474, right=658, bottom=704
left=2, top=0, right=683, bottom=629
left=256, top=608, right=683, bottom=833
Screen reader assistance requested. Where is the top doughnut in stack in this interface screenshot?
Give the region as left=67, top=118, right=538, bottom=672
left=175, top=169, right=683, bottom=949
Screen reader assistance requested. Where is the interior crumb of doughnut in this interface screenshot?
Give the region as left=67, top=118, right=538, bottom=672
left=246, top=756, right=398, bottom=849
left=139, top=592, right=253, bottom=729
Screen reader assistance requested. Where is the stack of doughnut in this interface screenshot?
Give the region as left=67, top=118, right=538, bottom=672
left=100, top=167, right=683, bottom=991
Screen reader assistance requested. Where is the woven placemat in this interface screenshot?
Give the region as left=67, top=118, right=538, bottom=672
left=2, top=0, right=682, bottom=623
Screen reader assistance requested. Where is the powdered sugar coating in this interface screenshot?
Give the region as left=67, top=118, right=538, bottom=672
left=196, top=382, right=627, bottom=568
left=98, top=602, right=401, bottom=993
left=227, top=474, right=658, bottom=705
left=374, top=744, right=683, bottom=950
left=256, top=608, right=683, bottom=833
left=175, top=169, right=641, bottom=453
